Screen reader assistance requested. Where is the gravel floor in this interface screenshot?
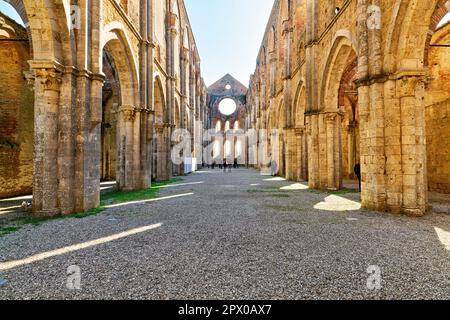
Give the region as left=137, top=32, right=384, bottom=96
left=0, top=168, right=449, bottom=300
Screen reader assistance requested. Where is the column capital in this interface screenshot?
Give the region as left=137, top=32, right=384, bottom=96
left=325, top=112, right=338, bottom=123
left=396, top=73, right=427, bottom=98
left=118, top=105, right=137, bottom=122
left=28, top=60, right=64, bottom=92
left=295, top=126, right=306, bottom=136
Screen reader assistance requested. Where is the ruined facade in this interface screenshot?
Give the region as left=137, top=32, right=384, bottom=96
left=247, top=0, right=450, bottom=216
left=206, top=74, right=248, bottom=166
left=0, top=0, right=207, bottom=216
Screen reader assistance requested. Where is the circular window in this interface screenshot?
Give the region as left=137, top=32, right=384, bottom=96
left=225, top=84, right=231, bottom=90
left=218, top=98, right=237, bottom=116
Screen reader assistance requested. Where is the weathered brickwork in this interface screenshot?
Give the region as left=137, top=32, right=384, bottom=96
left=0, top=1, right=207, bottom=217
left=247, top=0, right=450, bottom=216
left=0, top=13, right=33, bottom=198
left=426, top=23, right=450, bottom=193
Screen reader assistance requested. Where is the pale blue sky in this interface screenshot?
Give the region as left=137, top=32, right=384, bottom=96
left=0, top=1, right=23, bottom=24
left=0, top=0, right=274, bottom=87
left=184, top=0, right=274, bottom=87
left=4, top=0, right=448, bottom=88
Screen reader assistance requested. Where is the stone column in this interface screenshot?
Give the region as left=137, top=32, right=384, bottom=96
left=269, top=52, right=277, bottom=97
left=295, top=127, right=305, bottom=181
left=165, top=10, right=177, bottom=179
left=306, top=113, right=319, bottom=189
left=57, top=67, right=77, bottom=215
left=347, top=121, right=356, bottom=178
left=397, top=75, right=428, bottom=216
left=326, top=113, right=337, bottom=190
left=117, top=105, right=136, bottom=190
left=31, top=64, right=63, bottom=216
left=285, top=128, right=296, bottom=181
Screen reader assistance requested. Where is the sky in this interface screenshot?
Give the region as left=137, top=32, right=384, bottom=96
left=0, top=1, right=23, bottom=25
left=185, top=0, right=274, bottom=87
left=2, top=0, right=449, bottom=88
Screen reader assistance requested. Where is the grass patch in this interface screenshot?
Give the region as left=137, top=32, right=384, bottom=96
left=101, top=177, right=182, bottom=205
left=0, top=177, right=183, bottom=237
left=0, top=226, right=19, bottom=237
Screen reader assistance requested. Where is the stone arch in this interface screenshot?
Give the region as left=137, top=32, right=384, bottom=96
left=385, top=0, right=448, bottom=71
left=102, top=23, right=139, bottom=107
left=293, top=78, right=306, bottom=127
left=320, top=34, right=358, bottom=111
left=7, top=0, right=75, bottom=64
left=154, top=75, right=167, bottom=124
left=174, top=98, right=181, bottom=127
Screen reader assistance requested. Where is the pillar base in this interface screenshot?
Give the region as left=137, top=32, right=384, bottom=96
left=401, top=207, right=426, bottom=217
left=33, top=208, right=61, bottom=218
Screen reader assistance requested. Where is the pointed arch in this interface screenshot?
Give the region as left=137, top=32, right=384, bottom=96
left=320, top=33, right=358, bottom=111
left=102, top=22, right=139, bottom=108
left=154, top=75, right=167, bottom=124
left=293, top=79, right=306, bottom=127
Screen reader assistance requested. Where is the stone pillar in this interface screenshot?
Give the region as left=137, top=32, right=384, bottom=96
left=57, top=67, right=77, bottom=214
left=269, top=52, right=277, bottom=97
left=325, top=113, right=338, bottom=190
left=397, top=75, right=428, bottom=216
left=285, top=128, right=297, bottom=181
left=117, top=105, right=136, bottom=190
left=295, top=127, right=306, bottom=181
left=155, top=123, right=171, bottom=181
left=347, top=121, right=356, bottom=178
left=306, top=113, right=319, bottom=189
left=165, top=10, right=177, bottom=179
left=31, top=64, right=63, bottom=216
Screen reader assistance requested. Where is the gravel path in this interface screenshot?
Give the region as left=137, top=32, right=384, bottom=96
left=0, top=169, right=449, bottom=300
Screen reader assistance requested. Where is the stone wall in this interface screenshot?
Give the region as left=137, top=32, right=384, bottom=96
left=247, top=0, right=450, bottom=216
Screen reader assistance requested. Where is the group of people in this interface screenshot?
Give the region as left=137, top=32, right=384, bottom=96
left=205, top=158, right=241, bottom=172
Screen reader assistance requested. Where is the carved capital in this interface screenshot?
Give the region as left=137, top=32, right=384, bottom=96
left=397, top=76, right=425, bottom=98
left=155, top=123, right=165, bottom=133
left=35, top=68, right=63, bottom=92
left=295, top=126, right=305, bottom=136
left=325, top=112, right=338, bottom=123
left=119, top=105, right=137, bottom=122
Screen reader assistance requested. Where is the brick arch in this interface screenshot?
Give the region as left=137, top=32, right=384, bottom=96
left=424, top=0, right=450, bottom=66
left=338, top=57, right=358, bottom=111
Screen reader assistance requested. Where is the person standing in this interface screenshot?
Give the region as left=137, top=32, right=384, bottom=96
left=354, top=163, right=361, bottom=192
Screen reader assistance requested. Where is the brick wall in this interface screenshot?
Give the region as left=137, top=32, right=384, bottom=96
left=0, top=40, right=33, bottom=198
